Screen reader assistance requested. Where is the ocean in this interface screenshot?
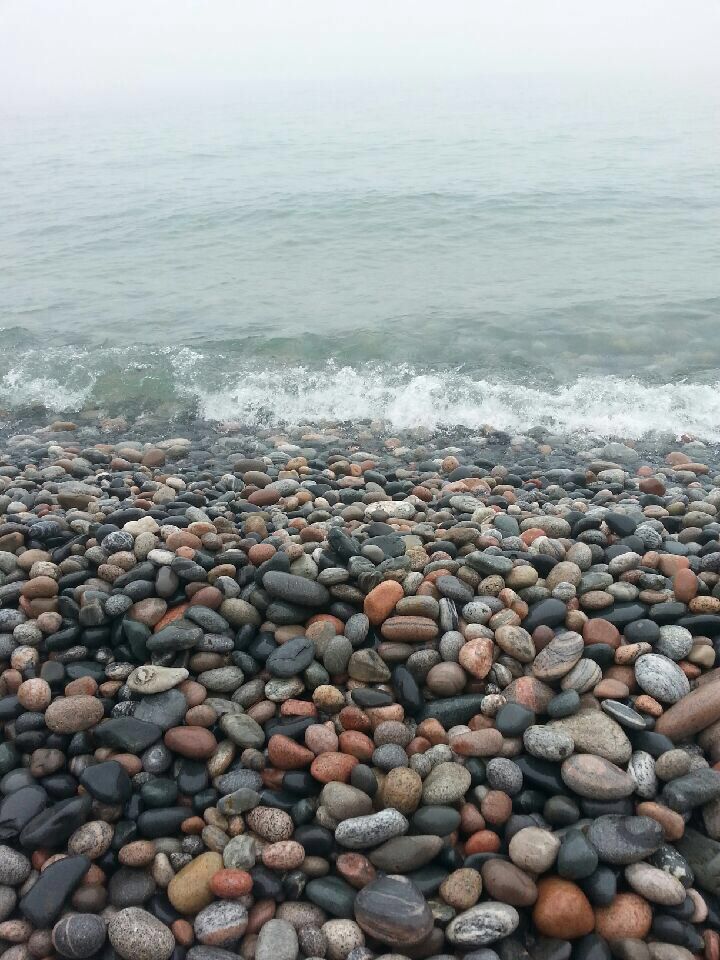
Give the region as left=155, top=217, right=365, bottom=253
left=2, top=84, right=719, bottom=439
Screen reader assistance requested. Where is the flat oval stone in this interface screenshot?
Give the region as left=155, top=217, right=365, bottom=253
left=656, top=626, right=693, bottom=661
left=587, top=815, right=664, bottom=865
left=266, top=636, right=316, bottom=678
left=0, top=785, right=47, bottom=842
left=561, top=755, right=635, bottom=800
left=354, top=875, right=433, bottom=947
left=335, top=809, right=408, bottom=850
left=481, top=860, right=538, bottom=908
left=411, top=806, right=461, bottom=836
left=557, top=828, right=599, bottom=881
left=93, top=717, right=162, bottom=752
left=655, top=678, right=720, bottom=740
left=600, top=700, right=646, bottom=730
left=496, top=703, right=536, bottom=737
left=635, top=654, right=690, bottom=704
left=494, top=625, right=536, bottom=663
left=522, top=598, right=568, bottom=633
left=45, top=695, right=104, bottom=733
left=524, top=726, right=574, bottom=762
left=368, top=835, right=443, bottom=872
left=305, top=876, right=357, bottom=918
left=624, top=862, right=686, bottom=905
left=422, top=762, right=472, bottom=804
left=263, top=571, right=330, bottom=607
left=194, top=899, right=248, bottom=946
left=662, top=768, right=720, bottom=813
left=126, top=664, right=189, bottom=694
left=446, top=902, right=520, bottom=947
left=532, top=632, right=584, bottom=680
left=134, top=689, right=187, bottom=730
left=380, top=616, right=439, bottom=643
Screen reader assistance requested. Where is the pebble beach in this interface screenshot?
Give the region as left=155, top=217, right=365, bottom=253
left=2, top=412, right=720, bottom=960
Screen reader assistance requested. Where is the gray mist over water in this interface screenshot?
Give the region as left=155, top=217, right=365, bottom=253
left=1, top=1, right=719, bottom=437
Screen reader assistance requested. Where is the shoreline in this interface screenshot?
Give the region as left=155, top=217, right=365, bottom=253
left=0, top=416, right=720, bottom=958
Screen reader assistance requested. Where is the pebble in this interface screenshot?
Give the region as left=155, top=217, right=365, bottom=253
left=2, top=426, right=720, bottom=959
left=52, top=914, right=107, bottom=959
left=624, top=862, right=687, bottom=905
left=532, top=877, right=595, bottom=939
left=194, top=900, right=249, bottom=945
left=561, top=754, right=635, bottom=799
left=354, top=875, right=434, bottom=947
left=446, top=902, right=520, bottom=947
left=635, top=654, right=691, bottom=704
left=588, top=815, right=664, bottom=865
left=0, top=847, right=31, bottom=886
left=168, top=852, right=223, bottom=913
left=108, top=907, right=175, bottom=960
left=255, top=919, right=299, bottom=960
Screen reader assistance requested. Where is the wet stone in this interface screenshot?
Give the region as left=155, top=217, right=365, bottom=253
left=446, top=902, right=520, bottom=947
left=354, top=875, right=433, bottom=947
left=52, top=913, right=107, bottom=959
left=587, top=815, right=664, bottom=865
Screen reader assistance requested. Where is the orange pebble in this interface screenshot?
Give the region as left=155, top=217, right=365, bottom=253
left=338, top=706, right=372, bottom=733
left=172, top=920, right=194, bottom=947
left=280, top=699, right=318, bottom=718
left=180, top=816, right=205, bottom=834
left=310, top=752, right=358, bottom=784
left=416, top=718, right=448, bottom=744
left=267, top=734, right=314, bottom=769
left=210, top=869, right=253, bottom=898
left=338, top=730, right=375, bottom=761
left=464, top=830, right=501, bottom=854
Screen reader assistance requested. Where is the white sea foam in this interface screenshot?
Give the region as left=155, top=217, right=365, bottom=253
left=1, top=348, right=718, bottom=442
left=181, top=362, right=720, bottom=441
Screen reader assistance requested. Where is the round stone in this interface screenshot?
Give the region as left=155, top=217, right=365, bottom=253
left=108, top=907, right=175, bottom=960
left=635, top=654, right=690, bottom=704
left=52, top=914, right=107, bottom=959
left=446, top=902, right=520, bottom=947
left=532, top=877, right=595, bottom=939
left=508, top=827, right=560, bottom=873
left=422, top=762, right=472, bottom=804
left=624, top=862, right=686, bottom=905
left=194, top=900, right=249, bottom=946
left=45, top=695, right=104, bottom=733
left=354, top=875, right=433, bottom=947
left=561, top=754, right=635, bottom=800
left=587, top=815, right=664, bottom=865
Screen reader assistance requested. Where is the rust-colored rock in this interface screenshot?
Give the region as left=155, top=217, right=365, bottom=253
left=310, top=752, right=359, bottom=783
left=380, top=616, right=439, bottom=642
left=364, top=581, right=404, bottom=625
left=655, top=679, right=720, bottom=740
left=210, top=869, right=253, bottom=898
left=532, top=877, right=595, bottom=939
left=267, top=734, right=314, bottom=769
left=458, top=637, right=495, bottom=679
left=582, top=619, right=620, bottom=648
left=164, top=726, right=217, bottom=760
left=674, top=568, right=699, bottom=603
left=594, top=892, right=652, bottom=940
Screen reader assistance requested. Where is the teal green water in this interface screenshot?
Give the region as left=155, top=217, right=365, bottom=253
left=2, top=87, right=719, bottom=436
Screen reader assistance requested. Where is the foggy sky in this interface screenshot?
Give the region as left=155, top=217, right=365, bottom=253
left=1, top=0, right=718, bottom=113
